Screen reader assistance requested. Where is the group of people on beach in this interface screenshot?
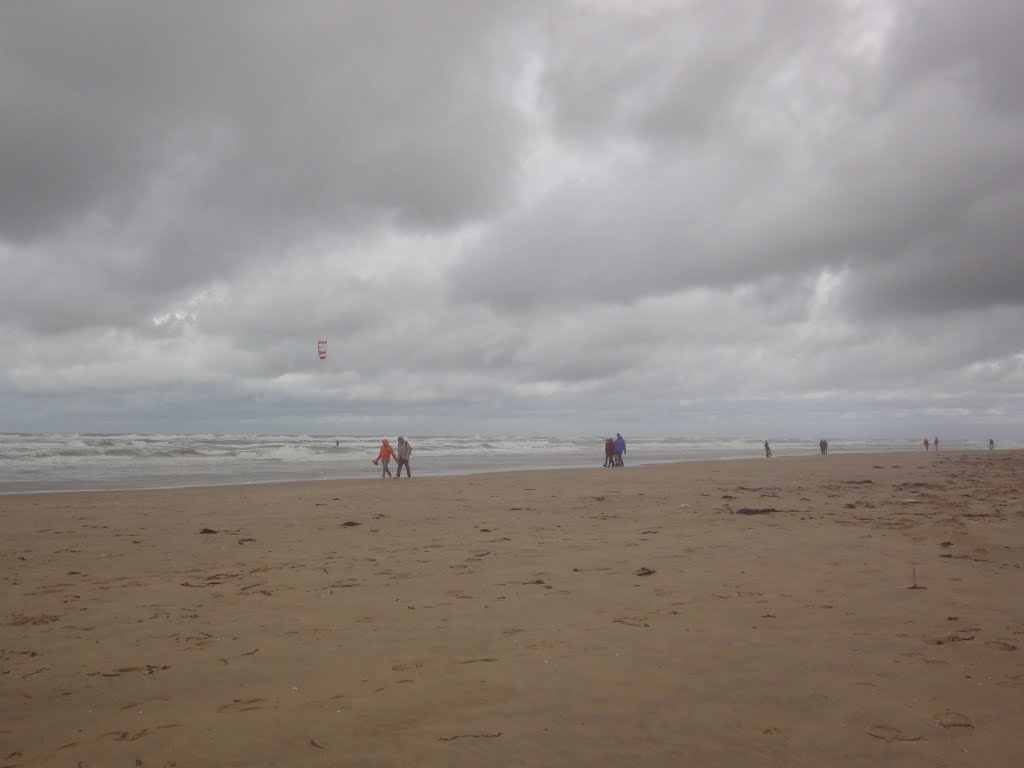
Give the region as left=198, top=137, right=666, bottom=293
left=603, top=433, right=627, bottom=467
left=923, top=437, right=998, bottom=451
left=373, top=437, right=412, bottom=478
left=367, top=433, right=998, bottom=479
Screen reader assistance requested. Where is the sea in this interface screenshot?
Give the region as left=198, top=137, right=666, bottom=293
left=0, top=433, right=1015, bottom=495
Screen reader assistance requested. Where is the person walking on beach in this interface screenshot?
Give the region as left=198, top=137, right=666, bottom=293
left=934, top=435, right=939, bottom=452
left=819, top=439, right=828, bottom=455
left=923, top=438, right=930, bottom=451
left=604, top=437, right=615, bottom=467
left=764, top=440, right=772, bottom=458
left=990, top=439, right=995, bottom=450
left=613, top=433, right=626, bottom=466
left=395, top=436, right=412, bottom=478
left=373, top=439, right=397, bottom=478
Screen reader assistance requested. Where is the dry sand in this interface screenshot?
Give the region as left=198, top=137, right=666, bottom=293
left=2, top=451, right=1023, bottom=767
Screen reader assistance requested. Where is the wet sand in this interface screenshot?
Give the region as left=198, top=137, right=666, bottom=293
left=2, top=451, right=1023, bottom=767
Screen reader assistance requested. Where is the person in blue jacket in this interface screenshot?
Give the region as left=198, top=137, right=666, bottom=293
left=613, top=433, right=627, bottom=467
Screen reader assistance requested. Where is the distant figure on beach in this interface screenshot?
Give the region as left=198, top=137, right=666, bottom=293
left=923, top=438, right=930, bottom=451
left=373, top=439, right=397, bottom=478
left=764, top=440, right=772, bottom=458
left=819, top=439, right=828, bottom=455
left=395, top=436, right=412, bottom=478
left=989, top=439, right=995, bottom=450
left=335, top=440, right=340, bottom=448
left=604, top=437, right=615, bottom=467
left=614, top=433, right=626, bottom=467
left=934, top=435, right=939, bottom=452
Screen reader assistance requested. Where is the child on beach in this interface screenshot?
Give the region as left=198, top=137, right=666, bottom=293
left=373, top=439, right=397, bottom=478
left=764, top=440, right=772, bottom=458
left=604, top=438, right=615, bottom=467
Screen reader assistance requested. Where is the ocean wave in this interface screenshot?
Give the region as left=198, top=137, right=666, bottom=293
left=2, top=432, right=1018, bottom=494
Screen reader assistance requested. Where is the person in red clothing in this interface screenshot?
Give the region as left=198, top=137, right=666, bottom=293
left=603, top=437, right=615, bottom=467
left=373, top=438, right=397, bottom=478
left=933, top=436, right=939, bottom=452
left=923, top=438, right=930, bottom=451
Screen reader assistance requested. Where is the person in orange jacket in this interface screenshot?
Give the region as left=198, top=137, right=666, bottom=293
left=373, top=438, right=397, bottom=478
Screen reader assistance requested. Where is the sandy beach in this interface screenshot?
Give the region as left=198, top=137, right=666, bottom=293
left=2, top=450, right=1022, bottom=767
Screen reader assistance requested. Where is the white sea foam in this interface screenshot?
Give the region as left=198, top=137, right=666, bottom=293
left=0, top=432, right=1016, bottom=494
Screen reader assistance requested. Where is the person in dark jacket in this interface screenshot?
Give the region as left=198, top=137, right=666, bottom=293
left=395, top=436, right=412, bottom=478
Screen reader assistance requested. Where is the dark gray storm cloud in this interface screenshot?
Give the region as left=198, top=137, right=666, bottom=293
left=1, top=0, right=1022, bottom=437
left=449, top=0, right=1024, bottom=321
left=0, top=1, right=534, bottom=330
left=883, top=0, right=1024, bottom=111
left=539, top=0, right=844, bottom=145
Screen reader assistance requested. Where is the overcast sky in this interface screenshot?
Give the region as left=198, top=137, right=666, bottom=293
left=2, top=0, right=1023, bottom=438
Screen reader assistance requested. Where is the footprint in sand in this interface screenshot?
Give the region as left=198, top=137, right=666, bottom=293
left=925, top=633, right=974, bottom=645
left=997, top=673, right=1024, bottom=688
left=867, top=724, right=924, bottom=742
left=986, top=640, right=1019, bottom=651
left=934, top=711, right=973, bottom=730
left=8, top=613, right=61, bottom=626
left=100, top=729, right=150, bottom=742
left=217, top=697, right=266, bottom=713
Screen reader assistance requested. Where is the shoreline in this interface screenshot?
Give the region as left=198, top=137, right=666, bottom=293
left=0, top=447, right=999, bottom=497
left=3, top=450, right=1022, bottom=766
